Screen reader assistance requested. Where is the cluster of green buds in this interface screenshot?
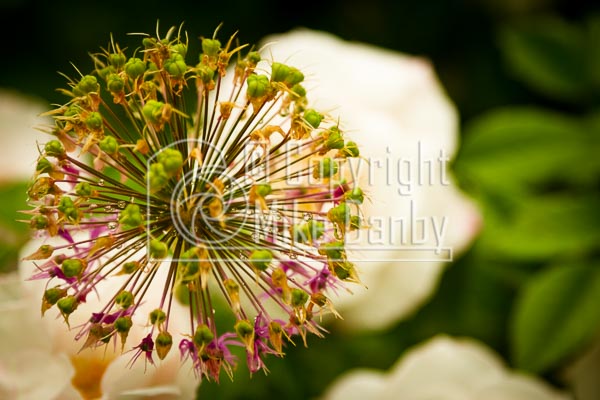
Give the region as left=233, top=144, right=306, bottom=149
left=23, top=23, right=365, bottom=381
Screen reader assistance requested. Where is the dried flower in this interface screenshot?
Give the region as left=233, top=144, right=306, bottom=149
left=23, top=23, right=364, bottom=381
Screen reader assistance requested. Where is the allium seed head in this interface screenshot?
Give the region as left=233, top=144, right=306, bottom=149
left=24, top=23, right=365, bottom=381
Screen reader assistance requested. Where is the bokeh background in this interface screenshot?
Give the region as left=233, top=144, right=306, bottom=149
left=1, top=0, right=599, bottom=398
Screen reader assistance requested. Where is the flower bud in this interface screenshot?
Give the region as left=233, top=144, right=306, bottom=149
left=42, top=286, right=67, bottom=315
left=340, top=140, right=360, bottom=158
left=328, top=202, right=350, bottom=226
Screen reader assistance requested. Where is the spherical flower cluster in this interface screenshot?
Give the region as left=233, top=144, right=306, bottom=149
left=23, top=24, right=364, bottom=381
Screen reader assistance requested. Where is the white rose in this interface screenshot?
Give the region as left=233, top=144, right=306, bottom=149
left=322, top=335, right=571, bottom=400
left=0, top=89, right=49, bottom=182
left=259, top=29, right=481, bottom=330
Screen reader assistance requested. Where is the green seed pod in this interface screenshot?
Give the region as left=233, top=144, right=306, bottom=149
left=147, top=163, right=169, bottom=193
left=108, top=53, right=127, bottom=68
left=30, top=215, right=49, bottom=229
left=57, top=196, right=74, bottom=212
left=99, top=135, right=118, bottom=155
left=201, top=38, right=221, bottom=57
left=114, top=316, right=133, bottom=333
left=234, top=320, right=254, bottom=348
left=61, top=258, right=85, bottom=278
left=246, top=74, right=269, bottom=98
left=345, top=187, right=364, bottom=204
left=283, top=67, right=304, bottom=87
left=293, top=220, right=325, bottom=243
left=350, top=215, right=361, bottom=230
left=271, top=62, right=291, bottom=83
left=325, top=127, right=344, bottom=150
left=157, top=148, right=183, bottom=176
left=44, top=140, right=65, bottom=158
left=142, top=37, right=157, bottom=48
left=36, top=157, right=53, bottom=175
left=75, top=182, right=92, bottom=197
left=119, top=203, right=143, bottom=229
left=44, top=287, right=67, bottom=306
left=333, top=263, right=351, bottom=280
left=57, top=295, right=78, bottom=316
left=142, top=100, right=165, bottom=125
left=115, top=290, right=134, bottom=309
left=319, top=241, right=345, bottom=261
left=121, top=261, right=140, bottom=274
left=249, top=249, right=273, bottom=272
left=28, top=177, right=56, bottom=200
left=328, top=202, right=350, bottom=225
left=291, top=288, right=309, bottom=308
left=196, top=64, right=215, bottom=85
left=313, top=157, right=338, bottom=179
left=303, top=109, right=323, bottom=129
left=155, top=331, right=173, bottom=360
left=97, top=66, right=115, bottom=81
left=125, top=57, right=146, bottom=79
left=77, top=75, right=99, bottom=94
left=193, top=324, right=214, bottom=347
left=341, top=141, right=360, bottom=158
left=172, top=43, right=187, bottom=57
left=255, top=183, right=272, bottom=198
left=85, top=112, right=103, bottom=130
left=107, top=73, right=124, bottom=93
left=164, top=54, right=187, bottom=78
left=246, top=51, right=261, bottom=65
left=149, top=308, right=166, bottom=325
left=291, top=84, right=306, bottom=98
left=149, top=238, right=168, bottom=259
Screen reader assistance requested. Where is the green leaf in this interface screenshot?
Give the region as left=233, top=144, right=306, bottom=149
left=0, top=182, right=30, bottom=273
left=511, top=263, right=600, bottom=373
left=454, top=108, right=598, bottom=196
left=498, top=16, right=587, bottom=101
left=477, top=194, right=600, bottom=261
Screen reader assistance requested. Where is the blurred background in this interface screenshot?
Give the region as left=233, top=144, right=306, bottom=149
left=1, top=0, right=599, bottom=398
